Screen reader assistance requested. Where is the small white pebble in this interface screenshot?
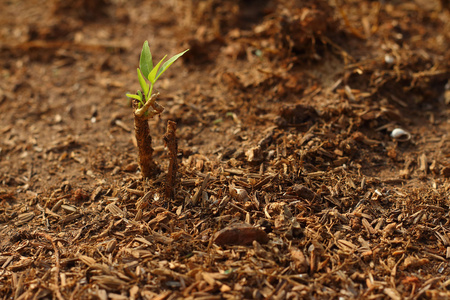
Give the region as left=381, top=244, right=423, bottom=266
left=391, top=128, right=411, bottom=142
left=385, top=54, right=395, bottom=64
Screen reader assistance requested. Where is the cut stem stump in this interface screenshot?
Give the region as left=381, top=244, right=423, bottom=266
left=164, top=120, right=178, bottom=199
left=133, top=100, right=159, bottom=178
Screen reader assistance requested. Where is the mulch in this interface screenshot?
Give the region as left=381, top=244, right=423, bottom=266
left=1, top=0, right=449, bottom=299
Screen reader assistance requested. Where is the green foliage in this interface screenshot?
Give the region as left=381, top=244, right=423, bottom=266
left=126, top=41, right=189, bottom=107
left=148, top=55, right=167, bottom=85
left=137, top=68, right=149, bottom=97
left=156, top=50, right=189, bottom=81
left=139, top=41, right=153, bottom=78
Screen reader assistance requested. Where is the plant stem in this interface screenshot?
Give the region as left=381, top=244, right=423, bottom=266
left=148, top=83, right=154, bottom=102
left=133, top=100, right=159, bottom=178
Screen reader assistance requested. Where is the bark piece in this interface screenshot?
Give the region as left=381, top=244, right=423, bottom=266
left=213, top=223, right=269, bottom=246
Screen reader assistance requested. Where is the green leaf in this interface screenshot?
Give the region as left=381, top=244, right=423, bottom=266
left=148, top=55, right=167, bottom=85
left=126, top=91, right=145, bottom=107
left=126, top=93, right=141, bottom=101
left=155, top=49, right=189, bottom=81
left=139, top=41, right=153, bottom=78
left=137, top=68, right=149, bottom=99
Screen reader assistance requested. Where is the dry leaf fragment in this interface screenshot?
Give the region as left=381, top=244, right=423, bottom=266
left=362, top=218, right=376, bottom=234
left=134, top=237, right=152, bottom=247
left=79, top=255, right=96, bottom=267
left=106, top=203, right=126, bottom=218
left=16, top=212, right=35, bottom=225
left=51, top=199, right=64, bottom=212
left=106, top=239, right=117, bottom=253
left=336, top=239, right=357, bottom=253
left=91, top=275, right=128, bottom=290
left=61, top=204, right=77, bottom=213
left=213, top=223, right=269, bottom=246
left=61, top=213, right=81, bottom=224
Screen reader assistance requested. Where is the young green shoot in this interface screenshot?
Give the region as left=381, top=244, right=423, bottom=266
left=125, top=41, right=188, bottom=179
left=126, top=41, right=189, bottom=118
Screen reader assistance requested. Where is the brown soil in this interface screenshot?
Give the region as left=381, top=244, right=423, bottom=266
left=1, top=0, right=449, bottom=299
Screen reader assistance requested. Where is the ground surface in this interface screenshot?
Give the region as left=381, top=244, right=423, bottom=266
left=0, top=0, right=449, bottom=299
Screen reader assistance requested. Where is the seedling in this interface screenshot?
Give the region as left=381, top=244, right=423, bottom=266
left=126, top=41, right=188, bottom=178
